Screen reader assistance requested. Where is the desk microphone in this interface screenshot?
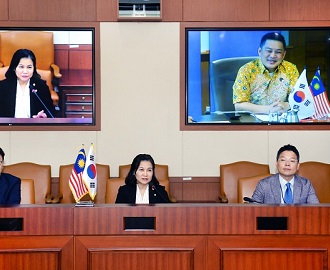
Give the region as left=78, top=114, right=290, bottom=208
left=31, top=88, right=55, bottom=118
left=150, top=183, right=171, bottom=203
left=243, top=197, right=262, bottom=204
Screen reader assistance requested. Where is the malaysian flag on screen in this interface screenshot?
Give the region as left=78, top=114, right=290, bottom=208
left=69, top=147, right=88, bottom=202
left=309, top=68, right=330, bottom=118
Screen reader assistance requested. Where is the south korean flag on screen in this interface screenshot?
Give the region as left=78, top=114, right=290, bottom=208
left=288, top=69, right=315, bottom=120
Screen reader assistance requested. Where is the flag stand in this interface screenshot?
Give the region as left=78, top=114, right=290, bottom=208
left=75, top=200, right=94, bottom=207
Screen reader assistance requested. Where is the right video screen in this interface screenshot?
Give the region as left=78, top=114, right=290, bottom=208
left=184, top=27, right=330, bottom=128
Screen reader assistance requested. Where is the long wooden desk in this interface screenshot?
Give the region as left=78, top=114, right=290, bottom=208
left=1, top=204, right=330, bottom=270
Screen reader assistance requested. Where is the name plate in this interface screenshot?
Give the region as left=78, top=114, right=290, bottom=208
left=0, top=218, right=23, bottom=231
left=124, top=217, right=155, bottom=230
left=257, top=217, right=288, bottom=230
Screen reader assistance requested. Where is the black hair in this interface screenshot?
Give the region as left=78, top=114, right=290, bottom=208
left=125, top=153, right=160, bottom=186
left=276, top=144, right=300, bottom=162
left=5, top=49, right=41, bottom=80
left=0, top=147, right=5, bottom=160
left=260, top=32, right=286, bottom=50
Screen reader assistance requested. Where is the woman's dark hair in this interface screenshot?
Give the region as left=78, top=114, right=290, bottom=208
left=276, top=144, right=300, bottom=162
left=0, top=147, right=5, bottom=160
left=5, top=49, right=41, bottom=80
left=125, top=154, right=160, bottom=186
left=259, top=32, right=286, bottom=50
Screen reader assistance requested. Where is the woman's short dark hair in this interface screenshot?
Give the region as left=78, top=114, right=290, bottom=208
left=260, top=32, right=286, bottom=50
left=5, top=49, right=41, bottom=80
left=276, top=144, right=300, bottom=162
left=125, top=154, right=160, bottom=186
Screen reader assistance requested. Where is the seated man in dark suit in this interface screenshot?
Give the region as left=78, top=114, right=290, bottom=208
left=252, top=144, right=319, bottom=204
left=0, top=147, right=21, bottom=204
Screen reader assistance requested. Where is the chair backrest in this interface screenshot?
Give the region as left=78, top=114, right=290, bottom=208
left=58, top=163, right=110, bottom=204
left=119, top=164, right=169, bottom=180
left=211, top=56, right=256, bottom=111
left=297, top=161, right=330, bottom=203
left=0, top=31, right=54, bottom=69
left=3, top=162, right=51, bottom=204
left=237, top=174, right=272, bottom=203
left=21, top=179, right=35, bottom=204
left=105, top=178, right=170, bottom=204
left=220, top=161, right=270, bottom=203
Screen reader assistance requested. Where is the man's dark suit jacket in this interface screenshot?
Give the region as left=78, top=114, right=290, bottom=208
left=115, top=183, right=170, bottom=204
left=0, top=173, right=21, bottom=204
left=0, top=78, right=55, bottom=118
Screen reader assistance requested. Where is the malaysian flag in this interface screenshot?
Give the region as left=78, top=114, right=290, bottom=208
left=309, top=68, right=330, bottom=119
left=69, top=147, right=88, bottom=202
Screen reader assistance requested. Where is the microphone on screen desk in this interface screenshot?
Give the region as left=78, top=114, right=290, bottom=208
left=30, top=87, right=55, bottom=118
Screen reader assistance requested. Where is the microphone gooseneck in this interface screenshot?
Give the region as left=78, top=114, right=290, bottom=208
left=31, top=88, right=55, bottom=118
left=149, top=183, right=170, bottom=203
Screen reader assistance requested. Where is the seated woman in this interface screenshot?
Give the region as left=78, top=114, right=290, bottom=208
left=0, top=49, right=55, bottom=118
left=115, top=154, right=171, bottom=204
left=0, top=147, right=21, bottom=204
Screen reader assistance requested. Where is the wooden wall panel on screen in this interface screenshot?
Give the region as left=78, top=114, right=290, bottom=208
left=8, top=0, right=96, bottom=21
left=182, top=0, right=269, bottom=22
left=270, top=0, right=330, bottom=21
left=0, top=0, right=8, bottom=20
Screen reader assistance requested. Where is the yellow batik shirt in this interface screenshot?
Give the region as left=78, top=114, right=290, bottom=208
left=233, top=58, right=299, bottom=105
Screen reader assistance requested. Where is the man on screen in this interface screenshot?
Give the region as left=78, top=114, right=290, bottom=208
left=233, top=32, right=299, bottom=114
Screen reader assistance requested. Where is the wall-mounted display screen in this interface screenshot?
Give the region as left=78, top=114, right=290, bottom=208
left=183, top=25, right=330, bottom=130
left=0, top=26, right=99, bottom=130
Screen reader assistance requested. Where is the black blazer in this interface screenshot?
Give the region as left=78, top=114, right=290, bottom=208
left=0, top=173, right=21, bottom=204
left=0, top=78, right=55, bottom=118
left=115, top=184, right=171, bottom=204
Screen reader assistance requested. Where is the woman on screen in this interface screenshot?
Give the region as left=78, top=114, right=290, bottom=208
left=115, top=154, right=171, bottom=204
left=0, top=49, right=55, bottom=118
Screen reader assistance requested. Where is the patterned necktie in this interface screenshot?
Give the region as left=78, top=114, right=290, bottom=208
left=284, top=182, right=293, bottom=204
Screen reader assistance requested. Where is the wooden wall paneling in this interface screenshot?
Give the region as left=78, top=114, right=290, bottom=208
left=0, top=236, right=74, bottom=270
left=75, top=235, right=206, bottom=270
left=207, top=235, right=330, bottom=270
left=0, top=0, right=8, bottom=20
left=69, top=46, right=93, bottom=70
left=162, top=0, right=183, bottom=22
left=96, top=0, right=118, bottom=21
left=182, top=0, right=269, bottom=22
left=270, top=0, right=330, bottom=21
left=55, top=45, right=70, bottom=70
left=8, top=0, right=97, bottom=21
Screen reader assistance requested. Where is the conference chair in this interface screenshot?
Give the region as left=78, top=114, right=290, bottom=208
left=119, top=163, right=176, bottom=202
left=219, top=161, right=270, bottom=203
left=51, top=163, right=110, bottom=204
left=105, top=178, right=172, bottom=203
left=3, top=162, right=52, bottom=204
left=237, top=174, right=273, bottom=203
left=21, top=179, right=36, bottom=204
left=211, top=56, right=256, bottom=111
left=0, top=31, right=62, bottom=106
left=297, top=161, right=330, bottom=203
